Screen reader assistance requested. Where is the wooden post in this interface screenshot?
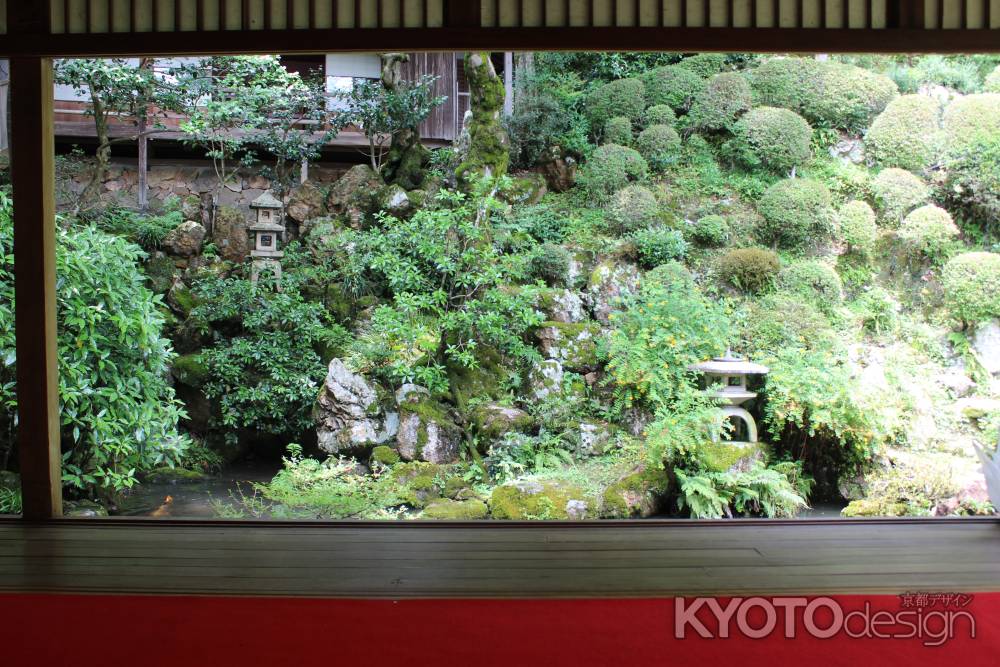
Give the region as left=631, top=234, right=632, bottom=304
left=503, top=52, right=514, bottom=117
left=9, top=57, right=62, bottom=520
left=137, top=116, right=149, bottom=211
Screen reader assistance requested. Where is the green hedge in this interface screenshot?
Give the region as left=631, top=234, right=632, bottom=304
left=725, top=106, right=812, bottom=173
left=755, top=178, right=835, bottom=249
left=865, top=95, right=941, bottom=171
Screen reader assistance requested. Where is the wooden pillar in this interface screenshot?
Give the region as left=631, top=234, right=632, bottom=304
left=503, top=52, right=514, bottom=117
left=9, top=58, right=62, bottom=520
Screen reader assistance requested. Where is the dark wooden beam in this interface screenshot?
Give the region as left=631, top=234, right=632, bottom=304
left=446, top=0, right=481, bottom=27
left=8, top=58, right=61, bottom=521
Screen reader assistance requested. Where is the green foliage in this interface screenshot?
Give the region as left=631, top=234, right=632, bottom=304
left=755, top=178, right=835, bottom=249
left=750, top=57, right=825, bottom=113
left=689, top=73, right=753, bottom=132
left=0, top=194, right=188, bottom=502
left=871, top=167, right=930, bottom=226
left=629, top=227, right=688, bottom=268
left=742, top=293, right=840, bottom=357
left=856, top=287, right=900, bottom=337
left=942, top=132, right=1000, bottom=232
left=584, top=78, right=646, bottom=132
left=776, top=260, right=844, bottom=313
left=635, top=124, right=682, bottom=172
left=577, top=144, right=648, bottom=204
left=838, top=200, right=878, bottom=255
left=677, top=54, right=729, bottom=78
left=487, top=430, right=576, bottom=484
left=606, top=262, right=730, bottom=415
left=717, top=248, right=781, bottom=293
left=675, top=463, right=809, bottom=519
left=841, top=456, right=959, bottom=517
left=528, top=243, right=572, bottom=287
left=689, top=214, right=729, bottom=247
left=605, top=185, right=660, bottom=235
left=506, top=69, right=590, bottom=168
left=940, top=252, right=1000, bottom=326
left=640, top=65, right=706, bottom=112
left=897, top=204, right=959, bottom=262
left=986, top=65, right=1000, bottom=92
left=865, top=95, right=941, bottom=171
left=89, top=205, right=183, bottom=251
left=889, top=55, right=984, bottom=95
left=192, top=272, right=341, bottom=441
left=602, top=116, right=633, bottom=146
left=941, top=93, right=1000, bottom=155
left=724, top=106, right=812, bottom=173
left=0, top=486, right=21, bottom=515
left=537, top=52, right=682, bottom=83
left=643, top=104, right=677, bottom=128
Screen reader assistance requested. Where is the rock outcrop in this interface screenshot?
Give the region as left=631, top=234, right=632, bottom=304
left=163, top=221, right=206, bottom=258
left=315, top=359, right=398, bottom=454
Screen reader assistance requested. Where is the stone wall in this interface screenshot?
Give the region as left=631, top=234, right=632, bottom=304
left=57, top=158, right=355, bottom=214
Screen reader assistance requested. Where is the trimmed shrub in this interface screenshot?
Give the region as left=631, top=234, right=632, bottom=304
left=606, top=185, right=661, bottom=234
left=942, top=132, right=1000, bottom=225
left=776, top=260, right=844, bottom=312
left=577, top=144, right=649, bottom=203
left=897, top=204, right=959, bottom=261
left=603, top=116, right=633, bottom=146
left=630, top=227, right=688, bottom=268
left=985, top=65, right=1000, bottom=93
left=717, top=248, right=781, bottom=293
left=941, top=93, right=1000, bottom=154
left=838, top=200, right=878, bottom=255
left=865, top=95, right=941, bottom=171
left=529, top=243, right=572, bottom=287
left=689, top=215, right=729, bottom=247
left=725, top=106, right=812, bottom=173
left=677, top=53, right=729, bottom=78
left=750, top=57, right=825, bottom=113
left=585, top=78, right=646, bottom=131
left=755, top=178, right=835, bottom=249
left=871, top=168, right=930, bottom=226
left=941, top=252, right=1000, bottom=325
left=641, top=65, right=706, bottom=112
left=643, top=104, right=677, bottom=128
left=635, top=124, right=682, bottom=171
left=803, top=63, right=898, bottom=133
left=689, top=73, right=753, bottom=131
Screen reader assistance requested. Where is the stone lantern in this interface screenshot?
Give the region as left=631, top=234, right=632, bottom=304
left=248, top=191, right=285, bottom=287
left=689, top=350, right=769, bottom=445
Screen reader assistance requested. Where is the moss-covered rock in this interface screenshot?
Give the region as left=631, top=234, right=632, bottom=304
left=392, top=461, right=445, bottom=508
left=419, top=498, right=489, bottom=520
left=588, top=260, right=641, bottom=323
left=166, top=282, right=198, bottom=318
left=171, top=353, right=210, bottom=388
left=326, top=164, right=382, bottom=223
left=211, top=206, right=249, bottom=263
left=601, top=466, right=671, bottom=519
left=489, top=479, right=593, bottom=520
left=370, top=445, right=401, bottom=467
left=145, top=466, right=210, bottom=483
left=471, top=403, right=536, bottom=442
left=286, top=181, right=328, bottom=224
left=842, top=498, right=908, bottom=517
left=143, top=254, right=179, bottom=294
left=455, top=52, right=510, bottom=185
left=534, top=288, right=587, bottom=324
left=447, top=346, right=505, bottom=412
left=527, top=359, right=565, bottom=401
left=396, top=396, right=462, bottom=464
left=63, top=499, right=109, bottom=518
left=534, top=321, right=601, bottom=372
left=499, top=173, right=547, bottom=206
left=701, top=440, right=766, bottom=474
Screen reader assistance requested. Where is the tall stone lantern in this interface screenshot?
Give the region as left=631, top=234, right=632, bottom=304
left=689, top=350, right=769, bottom=472
left=248, top=191, right=285, bottom=288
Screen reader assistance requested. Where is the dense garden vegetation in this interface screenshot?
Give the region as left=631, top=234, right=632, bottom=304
left=2, top=52, right=1000, bottom=519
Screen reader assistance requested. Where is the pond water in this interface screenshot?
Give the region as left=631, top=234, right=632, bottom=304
left=117, top=461, right=281, bottom=518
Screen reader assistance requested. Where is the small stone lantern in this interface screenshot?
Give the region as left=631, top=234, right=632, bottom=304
left=248, top=191, right=285, bottom=288
left=689, top=350, right=769, bottom=444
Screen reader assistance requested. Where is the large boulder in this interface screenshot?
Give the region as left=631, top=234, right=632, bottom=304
left=601, top=466, right=671, bottom=518
left=527, top=359, right=564, bottom=401
left=972, top=320, right=1000, bottom=376
left=490, top=479, right=593, bottom=520
left=419, top=498, right=489, bottom=520
left=587, top=261, right=641, bottom=324
left=539, top=146, right=577, bottom=192
left=326, top=164, right=381, bottom=223
left=163, top=221, right=206, bottom=258
left=286, top=181, right=327, bottom=224
left=315, top=359, right=398, bottom=454
left=535, top=321, right=601, bottom=372
left=211, top=206, right=249, bottom=263
left=471, top=403, right=535, bottom=443
left=396, top=391, right=462, bottom=464
left=536, top=288, right=587, bottom=324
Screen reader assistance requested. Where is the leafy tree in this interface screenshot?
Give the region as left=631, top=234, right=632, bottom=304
left=0, top=192, right=189, bottom=502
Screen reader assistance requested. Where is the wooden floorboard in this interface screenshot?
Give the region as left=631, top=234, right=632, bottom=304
left=0, top=520, right=999, bottom=598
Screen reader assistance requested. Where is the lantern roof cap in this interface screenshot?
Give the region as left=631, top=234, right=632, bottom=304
left=250, top=191, right=283, bottom=209
left=250, top=221, right=285, bottom=232
left=688, top=349, right=769, bottom=376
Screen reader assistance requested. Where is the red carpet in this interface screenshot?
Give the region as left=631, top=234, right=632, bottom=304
left=1, top=593, right=996, bottom=665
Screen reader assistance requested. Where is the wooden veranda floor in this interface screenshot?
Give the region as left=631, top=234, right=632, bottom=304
left=1, top=519, right=999, bottom=598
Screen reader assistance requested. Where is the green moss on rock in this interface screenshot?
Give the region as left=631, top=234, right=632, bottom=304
left=489, top=480, right=593, bottom=520
left=145, top=466, right=210, bottom=483
left=420, top=498, right=489, bottom=520
left=171, top=353, right=210, bottom=388
left=370, top=445, right=401, bottom=467
left=700, top=440, right=765, bottom=474
left=601, top=466, right=671, bottom=519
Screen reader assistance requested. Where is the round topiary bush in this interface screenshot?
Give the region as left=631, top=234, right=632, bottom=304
left=643, top=104, right=677, bottom=128
left=941, top=252, right=1000, bottom=325
left=942, top=93, right=1000, bottom=154
left=897, top=204, right=959, bottom=261
left=749, top=57, right=825, bottom=113
left=603, top=116, right=633, bottom=146
left=717, top=248, right=781, bottom=293
left=776, top=260, right=844, bottom=311
left=641, top=64, right=706, bottom=112
left=606, top=185, right=661, bottom=234
left=865, top=95, right=941, bottom=171
left=871, top=168, right=930, bottom=226
left=838, top=200, right=878, bottom=254
left=635, top=124, right=682, bottom=171
left=585, top=78, right=646, bottom=132
left=629, top=227, right=688, bottom=268
left=804, top=63, right=898, bottom=134
left=755, top=178, right=835, bottom=249
left=689, top=73, right=753, bottom=131
left=677, top=53, right=728, bottom=78
left=725, top=106, right=812, bottom=173
left=689, top=214, right=729, bottom=247
left=985, top=65, right=1000, bottom=93
left=577, top=144, right=649, bottom=204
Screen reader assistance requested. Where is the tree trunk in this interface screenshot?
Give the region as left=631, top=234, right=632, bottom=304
left=74, top=88, right=109, bottom=216
left=455, top=52, right=510, bottom=187
left=380, top=53, right=430, bottom=190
